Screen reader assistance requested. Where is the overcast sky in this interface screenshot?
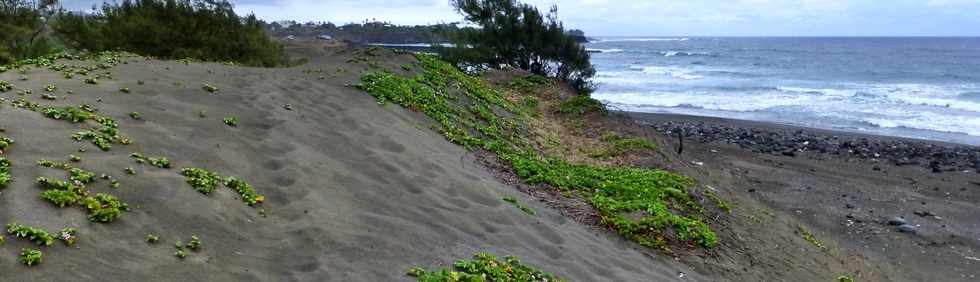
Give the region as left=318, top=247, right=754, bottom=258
left=61, top=0, right=980, bottom=36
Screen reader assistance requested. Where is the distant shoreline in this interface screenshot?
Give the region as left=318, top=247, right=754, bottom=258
left=623, top=111, right=977, bottom=147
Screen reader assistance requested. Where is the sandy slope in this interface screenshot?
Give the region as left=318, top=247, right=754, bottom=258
left=0, top=44, right=705, bottom=280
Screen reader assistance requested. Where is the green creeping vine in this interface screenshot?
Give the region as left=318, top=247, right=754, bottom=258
left=0, top=157, right=10, bottom=188
left=59, top=227, right=78, bottom=246
left=20, top=248, right=42, bottom=266
left=6, top=223, right=55, bottom=246
left=82, top=193, right=129, bottom=223
left=0, top=137, right=12, bottom=188
left=181, top=167, right=263, bottom=205
left=180, top=167, right=265, bottom=206
left=224, top=177, right=262, bottom=205
left=502, top=196, right=536, bottom=215
left=358, top=54, right=718, bottom=249
left=223, top=116, right=238, bottom=127
left=407, top=252, right=564, bottom=282
left=37, top=105, right=131, bottom=151
left=36, top=161, right=129, bottom=222
left=592, top=133, right=658, bottom=159
left=0, top=80, right=13, bottom=92
left=181, top=167, right=221, bottom=194
left=130, top=153, right=171, bottom=168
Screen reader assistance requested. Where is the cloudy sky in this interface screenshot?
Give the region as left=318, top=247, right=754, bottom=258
left=61, top=0, right=980, bottom=36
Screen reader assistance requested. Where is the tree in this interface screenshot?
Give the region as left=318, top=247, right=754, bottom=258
left=442, top=0, right=594, bottom=94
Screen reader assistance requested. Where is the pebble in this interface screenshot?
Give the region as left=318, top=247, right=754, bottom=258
left=887, top=217, right=907, bottom=226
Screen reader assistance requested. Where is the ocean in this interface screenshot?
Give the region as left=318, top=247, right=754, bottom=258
left=585, top=37, right=980, bottom=145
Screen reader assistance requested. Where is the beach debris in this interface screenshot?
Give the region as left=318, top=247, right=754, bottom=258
left=284, top=104, right=293, bottom=110
left=887, top=217, right=907, bottom=226
left=691, top=161, right=704, bottom=166
left=897, top=224, right=918, bottom=234
left=966, top=256, right=980, bottom=262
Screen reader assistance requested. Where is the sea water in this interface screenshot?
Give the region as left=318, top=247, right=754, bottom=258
left=587, top=37, right=980, bottom=145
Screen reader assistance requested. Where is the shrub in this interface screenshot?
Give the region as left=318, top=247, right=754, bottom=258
left=53, top=0, right=290, bottom=67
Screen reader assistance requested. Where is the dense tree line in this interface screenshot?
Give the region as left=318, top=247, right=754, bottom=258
left=442, top=0, right=595, bottom=94
left=0, top=0, right=60, bottom=64
left=1, top=0, right=289, bottom=67
left=54, top=0, right=289, bottom=67
left=268, top=20, right=461, bottom=44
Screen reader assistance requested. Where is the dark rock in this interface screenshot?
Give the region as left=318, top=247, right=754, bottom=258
left=897, top=224, right=918, bottom=234
left=887, top=217, right=907, bottom=226
left=845, top=204, right=855, bottom=209
left=913, top=210, right=934, bottom=217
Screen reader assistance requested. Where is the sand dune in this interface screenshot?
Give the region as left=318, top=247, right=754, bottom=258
left=0, top=45, right=703, bottom=280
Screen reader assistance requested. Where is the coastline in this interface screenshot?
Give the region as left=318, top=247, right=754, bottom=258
left=615, top=111, right=980, bottom=281
left=621, top=111, right=979, bottom=173
left=622, top=111, right=978, bottom=147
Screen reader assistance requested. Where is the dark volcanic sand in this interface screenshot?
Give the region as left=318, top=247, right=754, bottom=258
left=624, top=111, right=980, bottom=282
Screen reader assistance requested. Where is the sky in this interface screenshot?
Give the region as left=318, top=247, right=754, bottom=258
left=60, top=0, right=980, bottom=36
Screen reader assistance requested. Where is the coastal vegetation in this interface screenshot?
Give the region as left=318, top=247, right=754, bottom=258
left=408, top=252, right=564, bottom=282
left=2, top=0, right=290, bottom=67
left=359, top=53, right=720, bottom=250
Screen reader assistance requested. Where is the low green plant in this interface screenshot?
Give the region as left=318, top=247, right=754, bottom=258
left=129, top=112, right=141, bottom=120
left=130, top=153, right=171, bottom=168
left=84, top=77, right=98, bottom=84
left=146, top=234, right=160, bottom=243
left=187, top=235, right=201, bottom=251
left=358, top=54, right=719, bottom=249
left=181, top=167, right=221, bottom=194
left=69, top=167, right=96, bottom=183
left=125, top=167, right=136, bottom=174
left=59, top=227, right=78, bottom=246
left=407, top=252, right=564, bottom=282
left=0, top=157, right=10, bottom=188
left=502, top=196, right=536, bottom=215
left=81, top=193, right=129, bottom=222
left=119, top=87, right=131, bottom=93
left=44, top=84, right=56, bottom=92
left=202, top=83, right=218, bottom=93
left=798, top=226, right=827, bottom=251
left=6, top=223, right=54, bottom=246
left=223, top=116, right=238, bottom=127
left=838, top=274, right=856, bottom=282
left=224, top=176, right=262, bottom=205
left=69, top=154, right=82, bottom=162
left=0, top=136, right=13, bottom=152
left=174, top=240, right=187, bottom=258
left=0, top=80, right=13, bottom=92
left=591, top=133, right=657, bottom=158
left=556, top=95, right=607, bottom=116
left=20, top=248, right=42, bottom=266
